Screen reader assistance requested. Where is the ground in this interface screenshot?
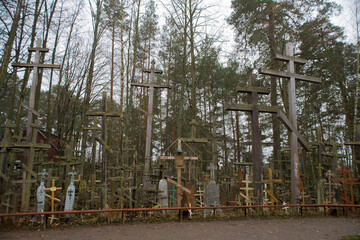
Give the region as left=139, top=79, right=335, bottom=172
left=1, top=217, right=360, bottom=240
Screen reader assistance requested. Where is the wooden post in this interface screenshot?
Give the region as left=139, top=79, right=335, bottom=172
left=131, top=60, right=170, bottom=198
left=259, top=42, right=321, bottom=204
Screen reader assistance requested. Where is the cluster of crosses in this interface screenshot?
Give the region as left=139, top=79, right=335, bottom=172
left=0, top=39, right=359, bottom=218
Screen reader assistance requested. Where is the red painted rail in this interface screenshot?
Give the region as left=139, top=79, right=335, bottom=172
left=1, top=204, right=359, bottom=229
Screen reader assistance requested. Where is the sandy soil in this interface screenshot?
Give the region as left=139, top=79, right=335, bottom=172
left=1, top=217, right=360, bottom=240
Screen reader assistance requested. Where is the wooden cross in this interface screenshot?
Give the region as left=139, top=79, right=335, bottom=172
left=207, top=162, right=217, bottom=182
left=183, top=119, right=208, bottom=181
left=204, top=172, right=210, bottom=181
left=159, top=138, right=198, bottom=207
left=169, top=184, right=177, bottom=208
left=236, top=169, right=244, bottom=188
left=44, top=179, right=62, bottom=212
left=330, top=165, right=359, bottom=204
left=344, top=140, right=360, bottom=177
left=263, top=168, right=282, bottom=205
left=0, top=120, right=14, bottom=182
left=239, top=174, right=254, bottom=206
left=194, top=186, right=204, bottom=207
left=12, top=38, right=60, bottom=143
left=131, top=60, right=170, bottom=195
left=226, top=75, right=276, bottom=205
left=11, top=121, right=50, bottom=211
left=324, top=170, right=340, bottom=203
left=259, top=42, right=321, bottom=204
left=322, top=141, right=347, bottom=172
left=87, top=91, right=121, bottom=209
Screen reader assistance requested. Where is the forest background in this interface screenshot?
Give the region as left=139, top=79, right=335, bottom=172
left=0, top=0, right=359, bottom=172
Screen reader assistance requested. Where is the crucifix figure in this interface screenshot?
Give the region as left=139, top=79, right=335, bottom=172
left=159, top=138, right=198, bottom=207
left=259, top=42, right=321, bottom=204
left=36, top=169, right=48, bottom=212
left=131, top=60, right=171, bottom=198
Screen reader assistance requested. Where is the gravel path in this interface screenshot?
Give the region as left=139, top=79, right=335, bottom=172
left=1, top=217, right=359, bottom=240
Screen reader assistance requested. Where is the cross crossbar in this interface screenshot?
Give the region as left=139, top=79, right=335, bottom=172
left=259, top=68, right=322, bottom=83
left=275, top=54, right=307, bottom=64
left=236, top=86, right=270, bottom=95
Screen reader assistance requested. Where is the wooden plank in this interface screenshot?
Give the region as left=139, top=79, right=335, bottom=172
left=226, top=104, right=279, bottom=113
left=21, top=163, right=37, bottom=178
left=182, top=137, right=208, bottom=143
left=344, top=141, right=360, bottom=145
left=12, top=63, right=60, bottom=69
left=21, top=103, right=40, bottom=117
left=259, top=68, right=321, bottom=83
left=236, top=86, right=270, bottom=95
left=275, top=54, right=307, bottom=64
left=86, top=111, right=121, bottom=117
left=95, top=137, right=114, bottom=154
left=12, top=143, right=51, bottom=149
left=277, top=111, right=310, bottom=151
left=166, top=178, right=191, bottom=194
left=131, top=82, right=171, bottom=89
left=0, top=172, right=9, bottom=181
left=143, top=69, right=163, bottom=74
left=28, top=47, right=49, bottom=52
left=159, top=156, right=198, bottom=161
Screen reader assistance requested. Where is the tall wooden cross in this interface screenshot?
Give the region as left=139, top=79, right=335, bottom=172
left=159, top=138, right=198, bottom=207
left=183, top=119, right=208, bottom=181
left=131, top=60, right=170, bottom=195
left=12, top=38, right=59, bottom=210
left=12, top=38, right=60, bottom=143
left=259, top=42, right=321, bottom=204
left=86, top=91, right=121, bottom=209
left=226, top=75, right=277, bottom=205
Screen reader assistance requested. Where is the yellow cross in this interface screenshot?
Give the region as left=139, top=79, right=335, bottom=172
left=44, top=179, right=62, bottom=212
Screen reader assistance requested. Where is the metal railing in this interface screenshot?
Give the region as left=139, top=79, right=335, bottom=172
left=1, top=204, right=359, bottom=229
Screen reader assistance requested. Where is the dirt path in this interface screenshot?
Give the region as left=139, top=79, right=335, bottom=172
left=1, top=217, right=359, bottom=240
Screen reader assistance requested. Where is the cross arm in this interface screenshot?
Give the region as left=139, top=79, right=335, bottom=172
left=275, top=54, right=307, bottom=64
left=166, top=178, right=191, bottom=194
left=131, top=82, right=171, bottom=89
left=277, top=110, right=310, bottom=151
left=28, top=47, right=49, bottom=53
left=86, top=111, right=121, bottom=117
left=143, top=69, right=163, bottom=74
left=259, top=68, right=321, bottom=83
left=182, top=137, right=208, bottom=143
left=225, top=103, right=279, bottom=113
left=236, top=86, right=270, bottom=95
left=12, top=63, right=61, bottom=69
left=95, top=137, right=114, bottom=154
